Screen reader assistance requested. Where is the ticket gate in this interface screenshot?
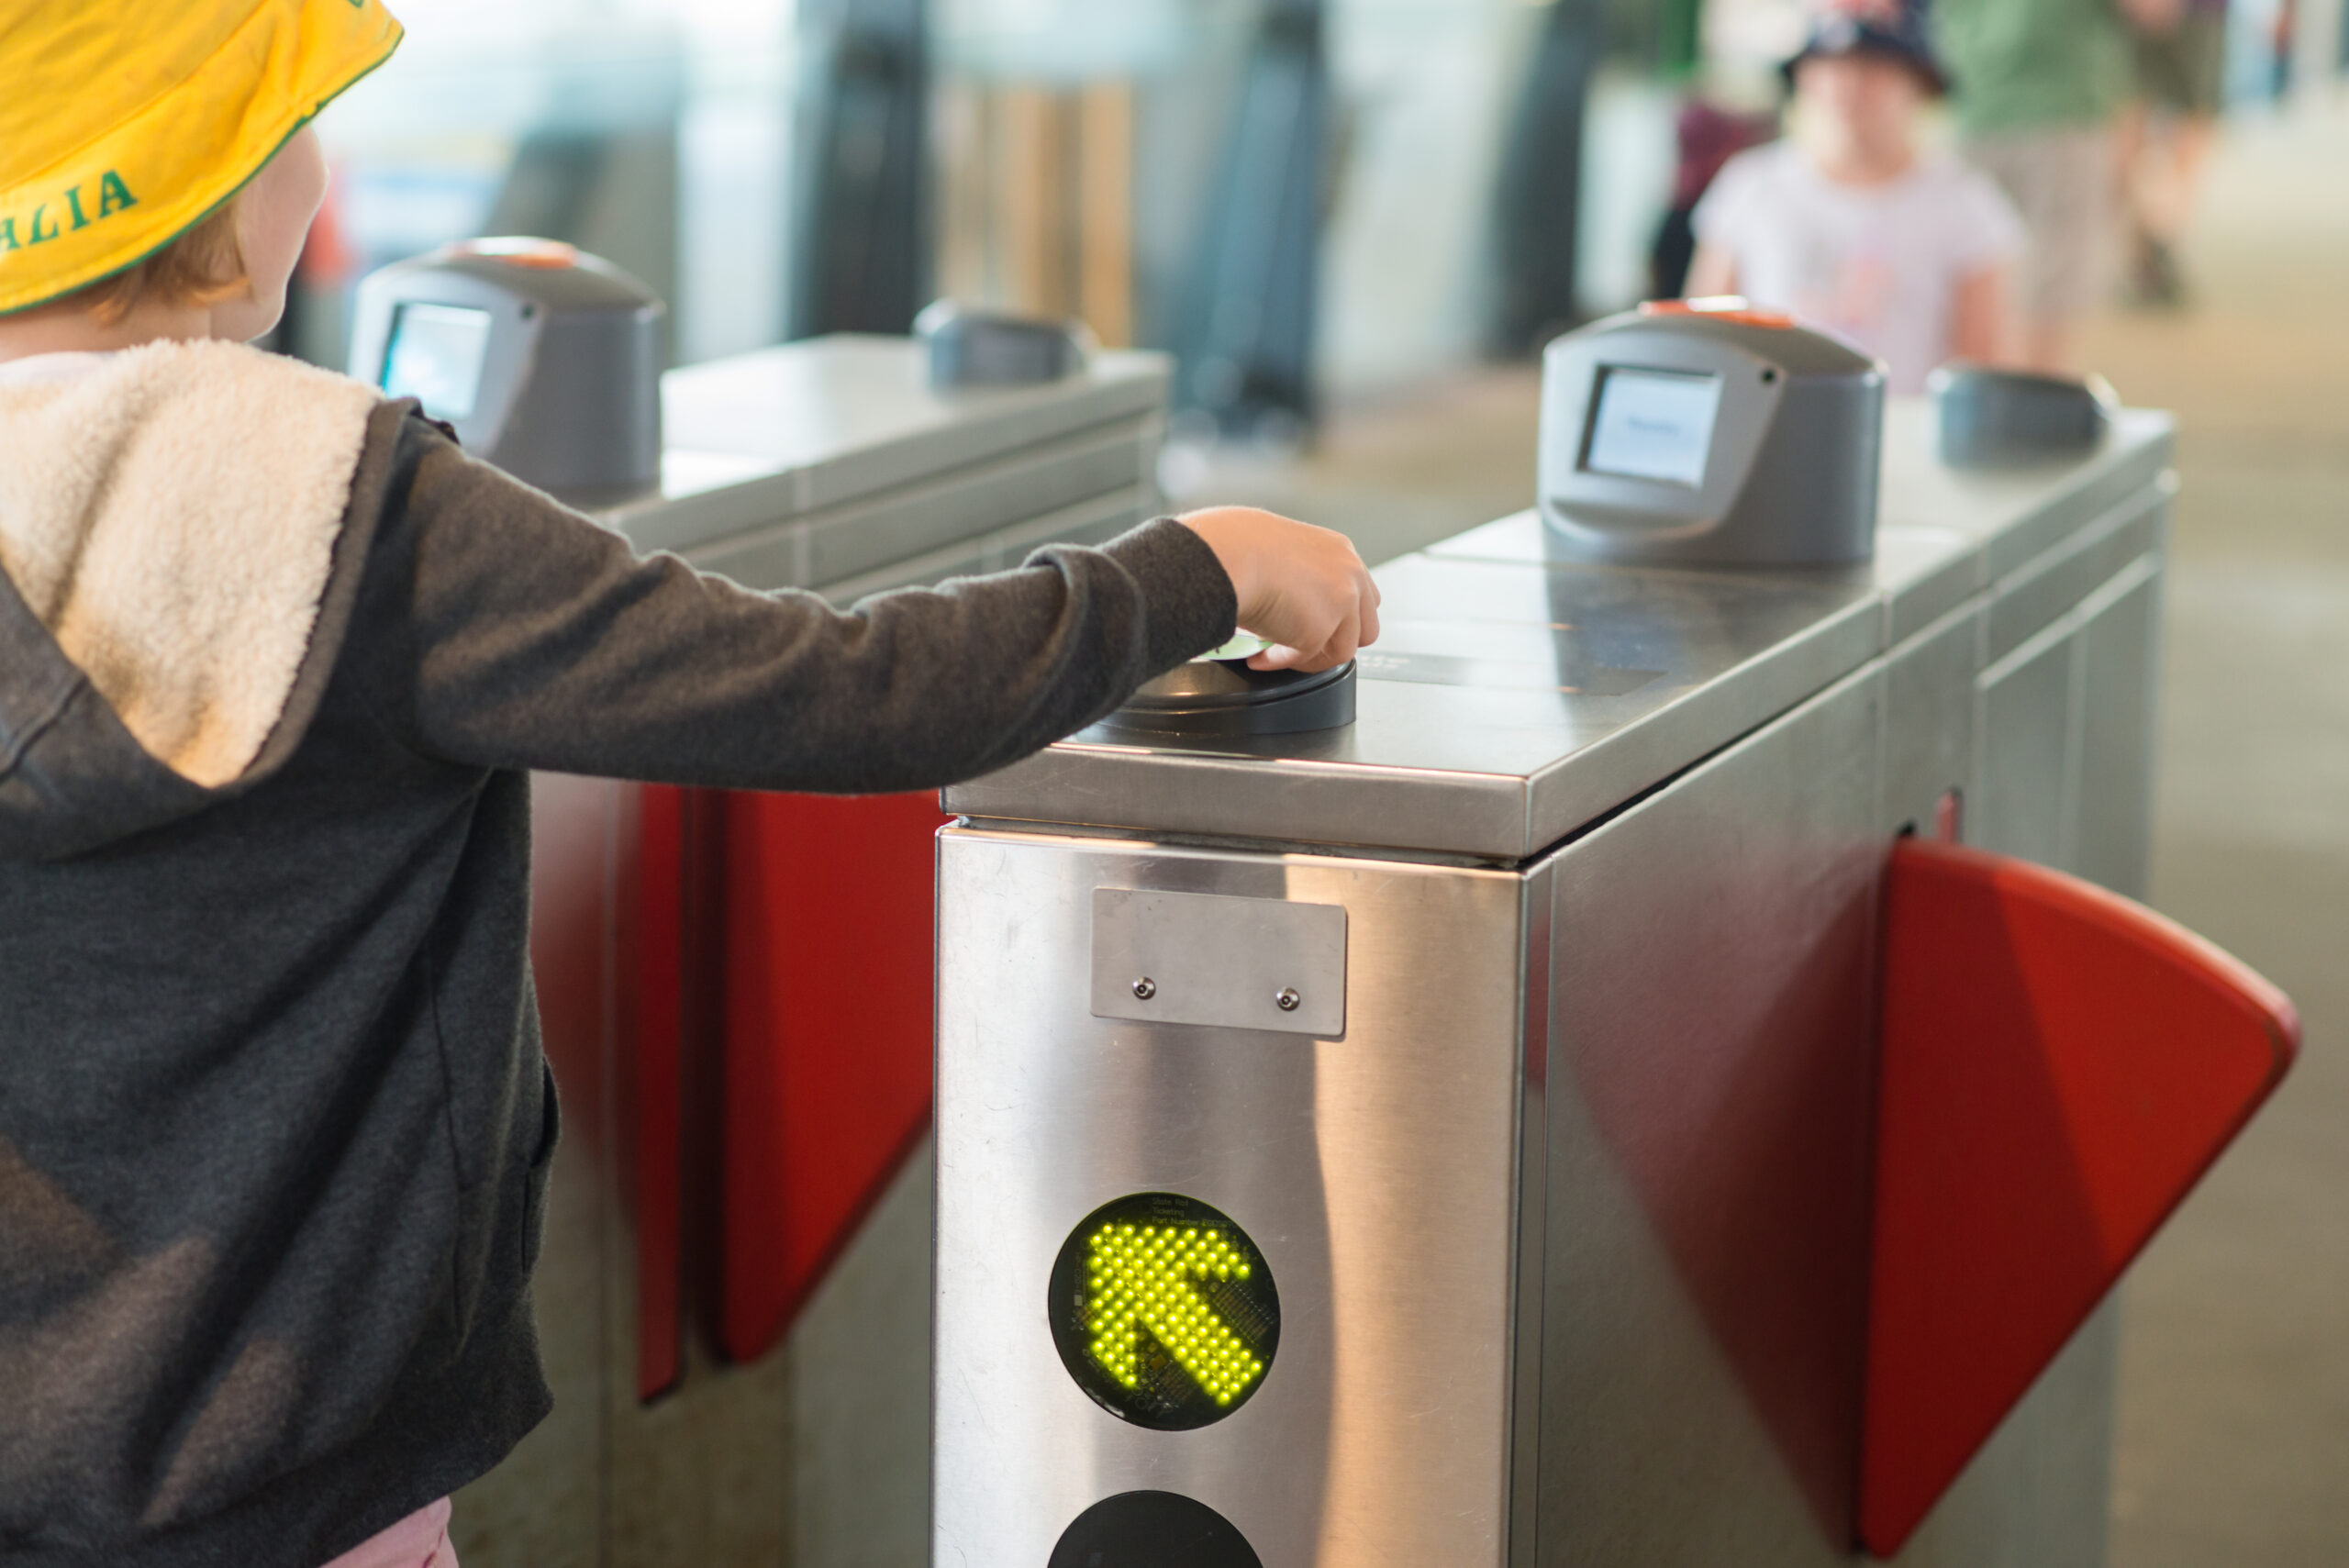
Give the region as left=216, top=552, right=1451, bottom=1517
left=397, top=260, right=2291, bottom=1564
left=931, top=395, right=2293, bottom=1565
left=467, top=329, right=1172, bottom=1566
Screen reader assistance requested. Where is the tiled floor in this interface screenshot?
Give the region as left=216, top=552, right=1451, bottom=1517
left=1171, top=97, right=2349, bottom=1565
left=2082, top=102, right=2349, bottom=1568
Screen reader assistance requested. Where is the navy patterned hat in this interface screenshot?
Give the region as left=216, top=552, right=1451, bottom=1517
left=1782, top=0, right=1951, bottom=95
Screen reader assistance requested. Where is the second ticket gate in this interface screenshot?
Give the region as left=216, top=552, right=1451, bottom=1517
left=473, top=328, right=1172, bottom=1566
left=932, top=397, right=2292, bottom=1565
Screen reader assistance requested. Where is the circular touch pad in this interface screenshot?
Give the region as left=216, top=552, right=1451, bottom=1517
left=1095, top=657, right=1356, bottom=740
left=1048, top=1491, right=1264, bottom=1568
left=1048, top=1193, right=1280, bottom=1431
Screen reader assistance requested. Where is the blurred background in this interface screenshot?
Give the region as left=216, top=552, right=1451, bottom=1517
left=299, top=1, right=2346, bottom=1561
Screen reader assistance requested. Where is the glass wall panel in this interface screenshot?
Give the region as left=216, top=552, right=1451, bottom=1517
left=1320, top=0, right=1543, bottom=394
left=304, top=0, right=798, bottom=370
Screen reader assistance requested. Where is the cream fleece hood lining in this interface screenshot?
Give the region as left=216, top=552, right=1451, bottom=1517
left=0, top=340, right=379, bottom=789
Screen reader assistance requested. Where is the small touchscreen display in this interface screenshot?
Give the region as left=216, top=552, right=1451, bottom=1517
left=1582, top=366, right=1723, bottom=487
left=382, top=303, right=493, bottom=421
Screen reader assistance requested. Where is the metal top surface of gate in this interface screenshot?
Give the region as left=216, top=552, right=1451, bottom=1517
left=599, top=334, right=1170, bottom=557
left=943, top=402, right=2172, bottom=863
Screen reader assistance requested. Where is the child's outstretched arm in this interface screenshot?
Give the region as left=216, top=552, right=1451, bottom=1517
left=346, top=409, right=1374, bottom=795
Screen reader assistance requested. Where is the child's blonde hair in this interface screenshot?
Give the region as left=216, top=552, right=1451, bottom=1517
left=76, top=205, right=249, bottom=326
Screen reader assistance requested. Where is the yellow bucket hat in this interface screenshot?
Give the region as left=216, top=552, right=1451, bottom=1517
left=0, top=0, right=404, bottom=316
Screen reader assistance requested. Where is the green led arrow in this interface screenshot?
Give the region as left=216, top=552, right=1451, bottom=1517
left=1085, top=1222, right=1266, bottom=1405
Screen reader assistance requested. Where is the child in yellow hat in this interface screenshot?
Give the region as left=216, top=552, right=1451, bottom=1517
left=0, top=6, right=1378, bottom=1566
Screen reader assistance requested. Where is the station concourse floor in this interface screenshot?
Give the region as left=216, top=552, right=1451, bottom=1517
left=1172, top=100, right=2349, bottom=1567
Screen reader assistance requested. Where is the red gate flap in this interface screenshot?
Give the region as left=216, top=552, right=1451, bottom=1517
left=1861, top=840, right=2298, bottom=1557
left=719, top=789, right=949, bottom=1363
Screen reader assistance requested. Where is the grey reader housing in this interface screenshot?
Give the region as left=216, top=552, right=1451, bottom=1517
left=350, top=239, right=665, bottom=506
left=1539, top=303, right=1884, bottom=567
left=1931, top=362, right=2114, bottom=468
left=915, top=299, right=1093, bottom=389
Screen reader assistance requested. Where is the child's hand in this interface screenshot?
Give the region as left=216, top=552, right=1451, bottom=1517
left=1177, top=507, right=1383, bottom=673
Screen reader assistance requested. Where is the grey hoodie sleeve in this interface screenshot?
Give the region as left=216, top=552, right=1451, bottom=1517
left=349, top=410, right=1236, bottom=792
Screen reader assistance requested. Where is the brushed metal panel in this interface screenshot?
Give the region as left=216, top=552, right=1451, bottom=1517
left=1876, top=400, right=2174, bottom=581
left=931, top=538, right=2167, bottom=1567
left=804, top=420, right=1154, bottom=586
left=788, top=1144, right=934, bottom=1568
left=1535, top=665, right=1887, bottom=1566
left=805, top=487, right=1152, bottom=605
left=1508, top=855, right=1559, bottom=1568
left=935, top=831, right=1531, bottom=1567
left=1976, top=617, right=2081, bottom=871
left=634, top=338, right=1166, bottom=518
left=1987, top=489, right=2165, bottom=665
left=472, top=777, right=801, bottom=1568
left=681, top=341, right=1166, bottom=517
left=455, top=774, right=629, bottom=1568
left=1874, top=525, right=1986, bottom=647
left=950, top=738, right=1538, bottom=865
left=1973, top=439, right=2171, bottom=584
left=2072, top=559, right=2164, bottom=900
left=1091, top=887, right=1347, bottom=1037
left=1520, top=585, right=1880, bottom=853
left=1884, top=604, right=1984, bottom=838
left=2028, top=1299, right=2121, bottom=1568
left=1891, top=1301, right=2121, bottom=1568
left=1890, top=554, right=2157, bottom=1567
left=598, top=341, right=1167, bottom=555
left=666, top=417, right=1156, bottom=588
left=1424, top=509, right=1984, bottom=652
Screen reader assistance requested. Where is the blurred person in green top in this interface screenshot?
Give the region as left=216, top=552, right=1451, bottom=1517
left=2118, top=0, right=2231, bottom=307
left=1934, top=0, right=2179, bottom=371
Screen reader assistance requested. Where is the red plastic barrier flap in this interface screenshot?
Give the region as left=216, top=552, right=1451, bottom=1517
left=624, top=784, right=691, bottom=1403
left=718, top=790, right=949, bottom=1363
left=1861, top=840, right=2299, bottom=1556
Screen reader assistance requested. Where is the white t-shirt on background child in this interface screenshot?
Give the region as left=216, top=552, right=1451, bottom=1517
left=1692, top=140, right=2025, bottom=394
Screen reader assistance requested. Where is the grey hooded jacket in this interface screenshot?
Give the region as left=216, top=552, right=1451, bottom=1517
left=0, top=341, right=1235, bottom=1567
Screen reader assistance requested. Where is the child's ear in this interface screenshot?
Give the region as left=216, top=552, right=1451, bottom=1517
left=211, top=129, right=331, bottom=344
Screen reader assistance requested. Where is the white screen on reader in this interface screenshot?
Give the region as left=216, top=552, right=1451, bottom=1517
left=1583, top=367, right=1723, bottom=487
left=382, top=303, right=493, bottom=423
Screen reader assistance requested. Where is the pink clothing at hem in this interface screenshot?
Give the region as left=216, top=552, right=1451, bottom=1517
left=317, top=1498, right=458, bottom=1568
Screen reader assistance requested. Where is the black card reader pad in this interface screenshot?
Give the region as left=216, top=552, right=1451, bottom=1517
left=1097, top=658, right=1356, bottom=740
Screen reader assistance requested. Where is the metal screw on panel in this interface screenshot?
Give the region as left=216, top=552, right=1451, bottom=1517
left=1275, top=987, right=1301, bottom=1013
left=1132, top=977, right=1157, bottom=1001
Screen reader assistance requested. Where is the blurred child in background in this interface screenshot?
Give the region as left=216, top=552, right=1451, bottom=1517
left=1686, top=0, right=2024, bottom=393
left=1650, top=100, right=1781, bottom=301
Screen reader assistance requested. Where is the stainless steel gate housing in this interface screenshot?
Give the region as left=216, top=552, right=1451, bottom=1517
left=936, top=400, right=2174, bottom=1566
